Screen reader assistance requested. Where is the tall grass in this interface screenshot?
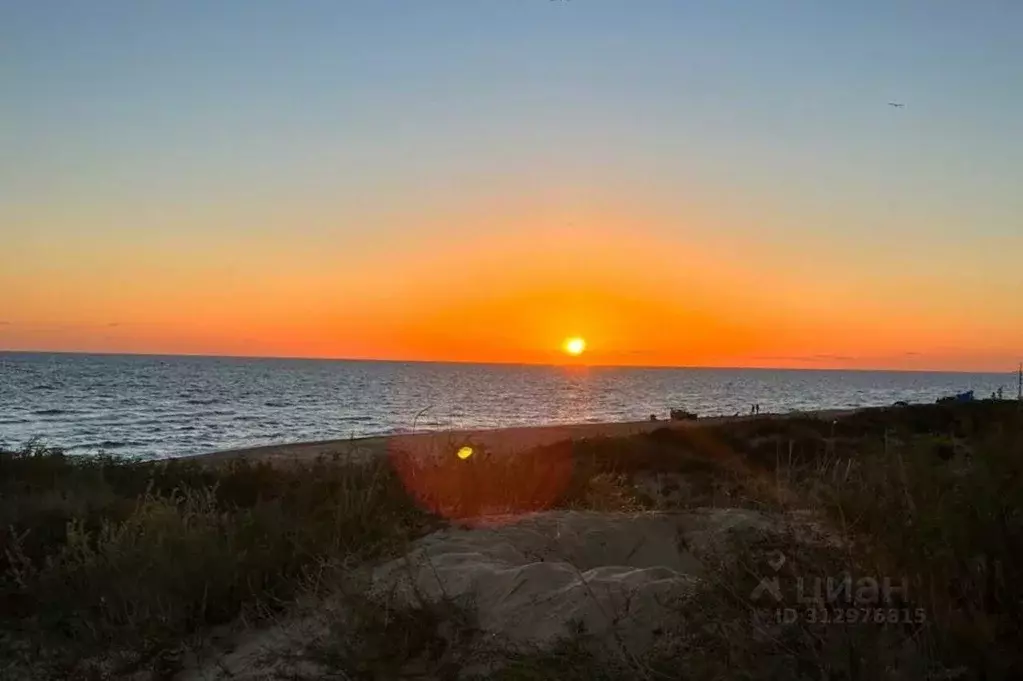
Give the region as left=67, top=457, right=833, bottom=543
left=818, top=421, right=1023, bottom=676
left=0, top=442, right=435, bottom=677
left=2, top=401, right=1021, bottom=679
left=684, top=401, right=1023, bottom=679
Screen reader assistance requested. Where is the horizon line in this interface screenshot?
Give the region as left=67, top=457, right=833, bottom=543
left=0, top=348, right=1017, bottom=376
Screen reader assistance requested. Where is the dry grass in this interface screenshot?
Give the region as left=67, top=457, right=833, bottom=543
left=2, top=401, right=1022, bottom=679
left=0, top=444, right=435, bottom=679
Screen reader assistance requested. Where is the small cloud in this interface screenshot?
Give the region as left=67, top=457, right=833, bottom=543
left=754, top=354, right=855, bottom=363
left=2, top=321, right=130, bottom=333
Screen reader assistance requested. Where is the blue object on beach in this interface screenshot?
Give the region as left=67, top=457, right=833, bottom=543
left=936, top=390, right=975, bottom=404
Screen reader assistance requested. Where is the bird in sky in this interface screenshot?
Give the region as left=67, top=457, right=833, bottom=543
left=888, top=102, right=905, bottom=108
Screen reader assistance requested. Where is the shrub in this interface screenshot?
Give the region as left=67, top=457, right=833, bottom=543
left=0, top=443, right=435, bottom=677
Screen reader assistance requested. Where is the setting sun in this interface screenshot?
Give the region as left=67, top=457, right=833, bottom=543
left=563, top=337, right=587, bottom=356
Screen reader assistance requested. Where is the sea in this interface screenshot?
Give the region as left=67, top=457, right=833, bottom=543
left=0, top=352, right=1016, bottom=460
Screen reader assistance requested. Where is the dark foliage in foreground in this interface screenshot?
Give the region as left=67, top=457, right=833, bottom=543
left=2, top=400, right=1022, bottom=679
left=0, top=444, right=435, bottom=676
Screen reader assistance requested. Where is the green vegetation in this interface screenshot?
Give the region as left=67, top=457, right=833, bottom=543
left=2, top=401, right=1021, bottom=679
left=0, top=446, right=436, bottom=678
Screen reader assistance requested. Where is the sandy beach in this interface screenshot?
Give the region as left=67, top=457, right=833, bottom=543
left=193, top=408, right=857, bottom=466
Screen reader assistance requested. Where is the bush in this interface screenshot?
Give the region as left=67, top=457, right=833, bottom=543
left=819, top=427, right=1023, bottom=676
left=0, top=442, right=435, bottom=677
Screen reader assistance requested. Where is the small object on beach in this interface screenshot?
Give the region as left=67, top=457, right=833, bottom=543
left=649, top=414, right=658, bottom=421
left=937, top=390, right=974, bottom=405
left=669, top=408, right=698, bottom=421
left=457, top=446, right=474, bottom=460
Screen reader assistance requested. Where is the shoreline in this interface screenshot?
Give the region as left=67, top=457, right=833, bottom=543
left=191, top=408, right=857, bottom=466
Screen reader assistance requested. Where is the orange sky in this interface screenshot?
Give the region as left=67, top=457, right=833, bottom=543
left=4, top=200, right=1020, bottom=372
left=5, top=2, right=1023, bottom=373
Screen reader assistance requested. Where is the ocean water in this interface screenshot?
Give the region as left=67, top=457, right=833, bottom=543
left=0, top=352, right=1015, bottom=460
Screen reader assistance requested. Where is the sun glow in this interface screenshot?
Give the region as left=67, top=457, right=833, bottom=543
left=563, top=337, right=586, bottom=356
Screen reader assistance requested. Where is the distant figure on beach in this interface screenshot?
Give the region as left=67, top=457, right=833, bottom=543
left=649, top=414, right=658, bottom=421
left=998, top=387, right=1004, bottom=400
left=750, top=405, right=755, bottom=415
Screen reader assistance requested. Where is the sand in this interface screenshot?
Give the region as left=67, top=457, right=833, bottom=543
left=193, top=409, right=855, bottom=466
left=177, top=507, right=843, bottom=680
left=370, top=508, right=773, bottom=652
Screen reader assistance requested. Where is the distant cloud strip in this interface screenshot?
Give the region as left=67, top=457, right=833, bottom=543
left=0, top=321, right=123, bottom=329
left=754, top=354, right=856, bottom=363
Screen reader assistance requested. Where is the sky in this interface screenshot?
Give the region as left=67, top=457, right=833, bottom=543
left=3, top=1, right=1022, bottom=371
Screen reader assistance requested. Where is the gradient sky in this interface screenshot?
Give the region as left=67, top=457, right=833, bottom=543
left=3, top=1, right=1021, bottom=371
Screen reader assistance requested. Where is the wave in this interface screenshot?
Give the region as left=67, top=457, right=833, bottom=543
left=32, top=408, right=71, bottom=416
left=75, top=439, right=149, bottom=451
left=185, top=398, right=220, bottom=406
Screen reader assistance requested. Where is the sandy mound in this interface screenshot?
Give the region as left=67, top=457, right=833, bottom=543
left=178, top=508, right=836, bottom=679
left=371, top=508, right=790, bottom=655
